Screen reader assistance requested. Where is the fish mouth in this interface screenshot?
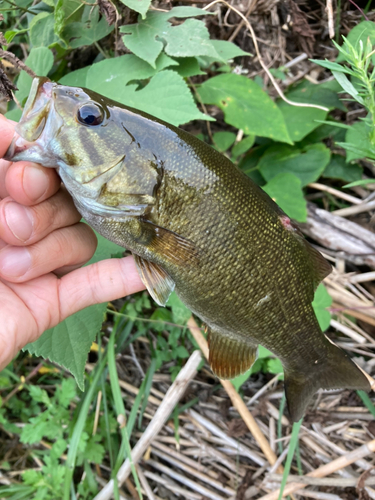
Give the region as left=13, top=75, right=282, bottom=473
left=3, top=77, right=60, bottom=167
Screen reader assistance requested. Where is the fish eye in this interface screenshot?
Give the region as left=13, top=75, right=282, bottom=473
left=77, top=103, right=104, bottom=126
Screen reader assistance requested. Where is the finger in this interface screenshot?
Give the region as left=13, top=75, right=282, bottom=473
left=58, top=256, right=146, bottom=319
left=0, top=238, right=6, bottom=250
left=5, top=161, right=61, bottom=206
left=0, top=115, right=16, bottom=158
left=0, top=159, right=12, bottom=199
left=0, top=189, right=81, bottom=246
left=0, top=223, right=97, bottom=281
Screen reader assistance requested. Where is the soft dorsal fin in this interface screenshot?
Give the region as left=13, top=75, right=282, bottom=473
left=134, top=254, right=175, bottom=306
left=207, top=327, right=258, bottom=380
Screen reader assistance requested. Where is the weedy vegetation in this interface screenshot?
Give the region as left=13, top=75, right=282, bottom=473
left=0, top=1, right=374, bottom=499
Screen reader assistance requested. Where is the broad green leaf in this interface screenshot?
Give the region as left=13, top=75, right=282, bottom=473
left=212, top=131, right=236, bottom=152
left=322, top=154, right=362, bottom=182
left=14, top=47, right=54, bottom=105
left=86, top=53, right=177, bottom=95
left=54, top=0, right=82, bottom=42
left=258, top=143, right=330, bottom=186
left=301, top=122, right=346, bottom=145
left=62, top=6, right=114, bottom=48
left=285, top=80, right=345, bottom=111
left=209, top=39, right=251, bottom=60
left=198, top=74, right=292, bottom=143
left=167, top=292, right=191, bottom=325
left=25, top=303, right=107, bottom=390
left=59, top=66, right=90, bottom=86
left=172, top=57, right=205, bottom=77
left=312, top=284, right=332, bottom=332
left=263, top=173, right=307, bottom=222
left=345, top=121, right=374, bottom=162
left=4, top=29, right=28, bottom=44
left=232, top=134, right=255, bottom=159
left=278, top=101, right=327, bottom=142
left=119, top=0, right=151, bottom=18
left=164, top=19, right=220, bottom=59
left=337, top=21, right=375, bottom=63
left=30, top=12, right=59, bottom=47
left=120, top=7, right=211, bottom=67
left=344, top=178, right=375, bottom=188
left=332, top=70, right=364, bottom=105
left=111, top=70, right=210, bottom=126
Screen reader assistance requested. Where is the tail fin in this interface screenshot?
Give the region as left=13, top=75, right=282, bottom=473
left=284, top=343, right=370, bottom=422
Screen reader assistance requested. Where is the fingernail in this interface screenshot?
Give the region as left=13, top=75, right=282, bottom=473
left=0, top=246, right=31, bottom=277
left=23, top=165, right=49, bottom=201
left=4, top=202, right=33, bottom=242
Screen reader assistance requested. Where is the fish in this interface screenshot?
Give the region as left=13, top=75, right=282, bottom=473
left=4, top=76, right=370, bottom=422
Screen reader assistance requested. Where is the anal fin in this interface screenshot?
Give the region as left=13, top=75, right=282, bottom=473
left=207, top=327, right=258, bottom=380
left=134, top=254, right=175, bottom=306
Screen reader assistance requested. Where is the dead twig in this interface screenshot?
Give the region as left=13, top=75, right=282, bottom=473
left=0, top=48, right=36, bottom=78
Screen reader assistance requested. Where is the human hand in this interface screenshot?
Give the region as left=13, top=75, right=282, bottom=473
left=0, top=115, right=145, bottom=371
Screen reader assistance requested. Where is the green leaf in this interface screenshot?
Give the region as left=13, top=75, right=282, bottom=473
left=231, top=134, right=255, bottom=159
left=337, top=21, right=375, bottom=63
left=164, top=19, right=220, bottom=59
left=119, top=0, right=151, bottom=18
left=172, top=57, right=206, bottom=78
left=62, top=6, right=114, bottom=48
left=86, top=53, right=177, bottom=95
left=208, top=39, right=251, bottom=61
left=343, top=178, right=375, bottom=188
left=212, top=131, right=236, bottom=152
left=167, top=292, right=191, bottom=325
left=198, top=74, right=292, bottom=143
left=332, top=70, right=364, bottom=105
left=263, top=173, right=307, bottom=222
left=112, top=70, right=210, bottom=126
left=312, top=284, right=332, bottom=332
left=14, top=47, right=54, bottom=105
left=30, top=12, right=59, bottom=47
left=310, top=58, right=352, bottom=74
left=24, top=304, right=107, bottom=390
left=285, top=80, right=345, bottom=111
left=345, top=121, right=374, bottom=162
left=59, top=66, right=90, bottom=86
left=55, top=378, right=77, bottom=408
left=322, top=154, right=362, bottom=182
left=120, top=7, right=211, bottom=67
left=278, top=101, right=327, bottom=142
left=258, top=143, right=330, bottom=186
left=55, top=0, right=82, bottom=42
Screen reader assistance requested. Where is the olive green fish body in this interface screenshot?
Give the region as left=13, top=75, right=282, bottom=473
left=5, top=78, right=370, bottom=422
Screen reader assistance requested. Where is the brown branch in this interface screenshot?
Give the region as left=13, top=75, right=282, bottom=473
left=0, top=48, right=36, bottom=78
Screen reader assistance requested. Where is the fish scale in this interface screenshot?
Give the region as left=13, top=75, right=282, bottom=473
left=4, top=76, right=370, bottom=422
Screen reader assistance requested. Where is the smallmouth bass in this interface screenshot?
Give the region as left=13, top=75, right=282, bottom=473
left=5, top=77, right=370, bottom=422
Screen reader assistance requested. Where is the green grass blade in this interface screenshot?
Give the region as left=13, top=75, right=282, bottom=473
left=277, top=418, right=303, bottom=500
left=63, top=355, right=107, bottom=500
left=277, top=393, right=286, bottom=454
left=357, top=390, right=375, bottom=419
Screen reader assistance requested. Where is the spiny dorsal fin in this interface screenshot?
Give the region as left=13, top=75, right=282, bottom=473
left=207, top=327, right=258, bottom=380
left=134, top=254, right=175, bottom=306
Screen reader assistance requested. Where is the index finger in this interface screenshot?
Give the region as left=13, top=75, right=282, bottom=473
left=0, top=115, right=16, bottom=157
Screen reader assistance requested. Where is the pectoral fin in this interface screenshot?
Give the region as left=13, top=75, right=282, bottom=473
left=207, top=327, right=258, bottom=379
left=134, top=255, right=175, bottom=306
left=136, top=220, right=199, bottom=267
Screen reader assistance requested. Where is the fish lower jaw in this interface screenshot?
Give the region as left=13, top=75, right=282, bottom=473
left=4, top=133, right=56, bottom=167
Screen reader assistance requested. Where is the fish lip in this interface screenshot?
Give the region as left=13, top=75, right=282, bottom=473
left=4, top=132, right=46, bottom=163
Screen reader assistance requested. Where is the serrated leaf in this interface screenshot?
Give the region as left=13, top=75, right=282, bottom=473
left=198, top=74, right=292, bottom=143
left=263, top=173, right=307, bottom=222
left=86, top=53, right=177, bottom=95
left=62, top=6, right=114, bottom=48
left=120, top=7, right=211, bottom=67
left=312, top=284, right=332, bottom=332
left=213, top=131, right=236, bottom=152
left=30, top=12, right=59, bottom=47
left=111, top=70, right=210, bottom=126
left=119, top=0, right=151, bottom=17
left=25, top=304, right=107, bottom=391
left=14, top=47, right=54, bottom=105
left=258, top=143, right=330, bottom=186
left=322, top=154, right=362, bottom=182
